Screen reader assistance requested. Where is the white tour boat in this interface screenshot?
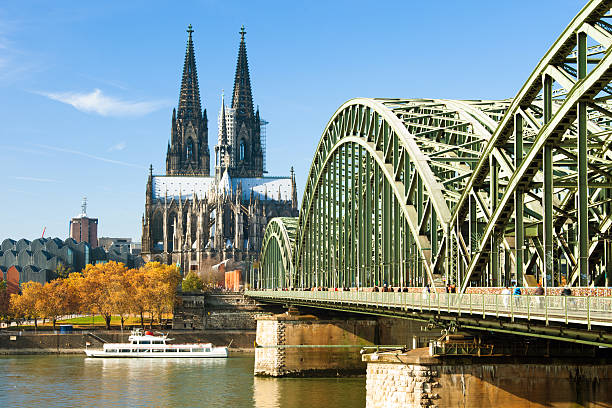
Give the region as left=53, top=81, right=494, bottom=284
left=84, top=329, right=229, bottom=358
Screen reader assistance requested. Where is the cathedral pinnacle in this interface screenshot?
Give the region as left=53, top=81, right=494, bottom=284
left=178, top=24, right=202, bottom=121
left=232, top=25, right=254, bottom=118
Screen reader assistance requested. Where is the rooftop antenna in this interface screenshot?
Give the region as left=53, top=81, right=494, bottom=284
left=81, top=196, right=87, bottom=217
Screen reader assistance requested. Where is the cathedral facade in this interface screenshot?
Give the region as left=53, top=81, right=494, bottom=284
left=141, top=25, right=298, bottom=275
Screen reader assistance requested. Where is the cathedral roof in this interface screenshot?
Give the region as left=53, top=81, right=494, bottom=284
left=151, top=175, right=292, bottom=202
left=177, top=24, right=202, bottom=122
left=231, top=25, right=254, bottom=119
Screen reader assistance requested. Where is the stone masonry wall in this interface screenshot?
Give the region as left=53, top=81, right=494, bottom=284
left=254, top=314, right=377, bottom=377
left=365, top=351, right=612, bottom=408
left=254, top=319, right=284, bottom=376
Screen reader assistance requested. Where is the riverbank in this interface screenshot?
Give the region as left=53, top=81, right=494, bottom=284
left=0, top=329, right=255, bottom=355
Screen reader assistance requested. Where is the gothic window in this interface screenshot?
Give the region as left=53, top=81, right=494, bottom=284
left=240, top=141, right=245, bottom=161
left=186, top=139, right=194, bottom=161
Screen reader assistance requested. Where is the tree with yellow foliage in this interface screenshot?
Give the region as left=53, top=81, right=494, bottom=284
left=10, top=281, right=43, bottom=329
left=80, top=261, right=128, bottom=330
left=140, top=262, right=181, bottom=328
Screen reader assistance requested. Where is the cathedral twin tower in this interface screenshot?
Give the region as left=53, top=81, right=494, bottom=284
left=142, top=25, right=297, bottom=274
left=166, top=25, right=263, bottom=179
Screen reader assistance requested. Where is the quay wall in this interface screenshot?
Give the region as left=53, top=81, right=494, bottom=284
left=174, top=292, right=266, bottom=330
left=364, top=350, right=612, bottom=408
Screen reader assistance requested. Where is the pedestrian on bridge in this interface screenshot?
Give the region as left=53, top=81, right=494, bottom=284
left=513, top=284, right=522, bottom=308
left=501, top=286, right=511, bottom=308
left=535, top=283, right=545, bottom=308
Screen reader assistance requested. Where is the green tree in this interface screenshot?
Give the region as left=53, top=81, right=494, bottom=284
left=182, top=272, right=204, bottom=293
left=55, top=263, right=72, bottom=279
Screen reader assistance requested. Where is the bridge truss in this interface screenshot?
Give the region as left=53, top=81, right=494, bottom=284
left=257, top=0, right=612, bottom=294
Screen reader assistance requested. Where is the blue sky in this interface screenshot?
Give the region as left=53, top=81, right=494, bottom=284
left=0, top=0, right=583, bottom=241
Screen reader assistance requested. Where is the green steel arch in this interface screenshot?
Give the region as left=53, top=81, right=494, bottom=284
left=258, top=0, right=612, bottom=292
left=452, top=0, right=612, bottom=292
left=291, top=98, right=513, bottom=290
left=258, top=217, right=298, bottom=289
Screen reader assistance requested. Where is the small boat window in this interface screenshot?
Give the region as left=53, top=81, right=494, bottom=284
left=205, top=348, right=211, bottom=353
left=108, top=349, right=117, bottom=353
left=153, top=341, right=164, bottom=344
left=179, top=349, right=190, bottom=353
left=140, top=341, right=150, bottom=345
left=168, top=349, right=177, bottom=352
left=120, top=349, right=131, bottom=353
left=192, top=348, right=204, bottom=352
left=152, top=349, right=164, bottom=352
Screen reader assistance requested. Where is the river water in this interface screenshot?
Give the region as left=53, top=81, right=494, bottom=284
left=0, top=355, right=366, bottom=407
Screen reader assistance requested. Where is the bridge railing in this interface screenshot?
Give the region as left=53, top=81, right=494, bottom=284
left=245, top=290, right=612, bottom=327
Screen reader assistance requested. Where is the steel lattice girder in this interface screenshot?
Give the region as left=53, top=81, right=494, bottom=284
left=258, top=217, right=298, bottom=289
left=258, top=0, right=612, bottom=292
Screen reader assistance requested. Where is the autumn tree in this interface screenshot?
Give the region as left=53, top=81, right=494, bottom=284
left=108, top=269, right=133, bottom=330
left=11, top=281, right=43, bottom=328
left=80, top=261, right=128, bottom=330
left=182, top=272, right=204, bottom=292
left=127, top=268, right=149, bottom=328
left=141, top=262, right=181, bottom=328
left=37, top=280, right=64, bottom=329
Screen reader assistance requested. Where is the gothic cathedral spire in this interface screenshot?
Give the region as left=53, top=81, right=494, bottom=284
left=232, top=25, right=254, bottom=119
left=229, top=25, right=263, bottom=178
left=167, top=24, right=210, bottom=176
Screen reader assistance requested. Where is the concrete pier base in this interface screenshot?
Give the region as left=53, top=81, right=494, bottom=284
left=254, top=313, right=377, bottom=377
left=363, top=348, right=612, bottom=408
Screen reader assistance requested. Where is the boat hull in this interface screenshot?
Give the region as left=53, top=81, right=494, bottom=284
left=84, top=348, right=229, bottom=358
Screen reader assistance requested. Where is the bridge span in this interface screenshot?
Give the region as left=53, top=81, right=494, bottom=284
left=249, top=0, right=612, bottom=350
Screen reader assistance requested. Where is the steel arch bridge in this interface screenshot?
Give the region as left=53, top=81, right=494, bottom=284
left=257, top=0, right=612, bottom=295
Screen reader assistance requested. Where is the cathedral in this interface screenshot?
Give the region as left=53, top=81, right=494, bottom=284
left=141, top=25, right=298, bottom=276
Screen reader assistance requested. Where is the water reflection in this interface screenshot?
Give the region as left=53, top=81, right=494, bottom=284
left=253, top=376, right=366, bottom=408
left=0, top=355, right=364, bottom=408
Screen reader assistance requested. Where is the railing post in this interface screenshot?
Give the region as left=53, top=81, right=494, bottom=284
left=469, top=293, right=472, bottom=315
left=587, top=296, right=591, bottom=330
left=545, top=294, right=548, bottom=326
left=527, top=294, right=530, bottom=321
left=458, top=294, right=462, bottom=316
left=495, top=293, right=498, bottom=318
left=565, top=296, right=568, bottom=324
left=482, top=293, right=485, bottom=319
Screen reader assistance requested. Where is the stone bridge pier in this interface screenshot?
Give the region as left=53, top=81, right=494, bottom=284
left=253, top=312, right=440, bottom=377
left=363, top=349, right=612, bottom=408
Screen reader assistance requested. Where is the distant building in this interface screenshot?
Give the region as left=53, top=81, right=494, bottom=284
left=69, top=197, right=98, bottom=248
left=0, top=236, right=143, bottom=289
left=98, top=237, right=142, bottom=257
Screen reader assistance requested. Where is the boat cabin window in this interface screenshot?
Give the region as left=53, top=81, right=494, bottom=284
left=108, top=349, right=117, bottom=353
left=192, top=348, right=204, bottom=352
left=152, top=349, right=164, bottom=353
left=168, top=349, right=177, bottom=352
left=205, top=348, right=211, bottom=353
left=139, top=340, right=150, bottom=344
left=152, top=340, right=164, bottom=344
left=179, top=349, right=190, bottom=353
left=120, top=349, right=131, bottom=353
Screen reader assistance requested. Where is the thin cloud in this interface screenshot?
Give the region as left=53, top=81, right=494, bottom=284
left=37, top=88, right=169, bottom=117
left=33, top=143, right=145, bottom=169
left=108, top=141, right=127, bottom=152
left=13, top=176, right=59, bottom=183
